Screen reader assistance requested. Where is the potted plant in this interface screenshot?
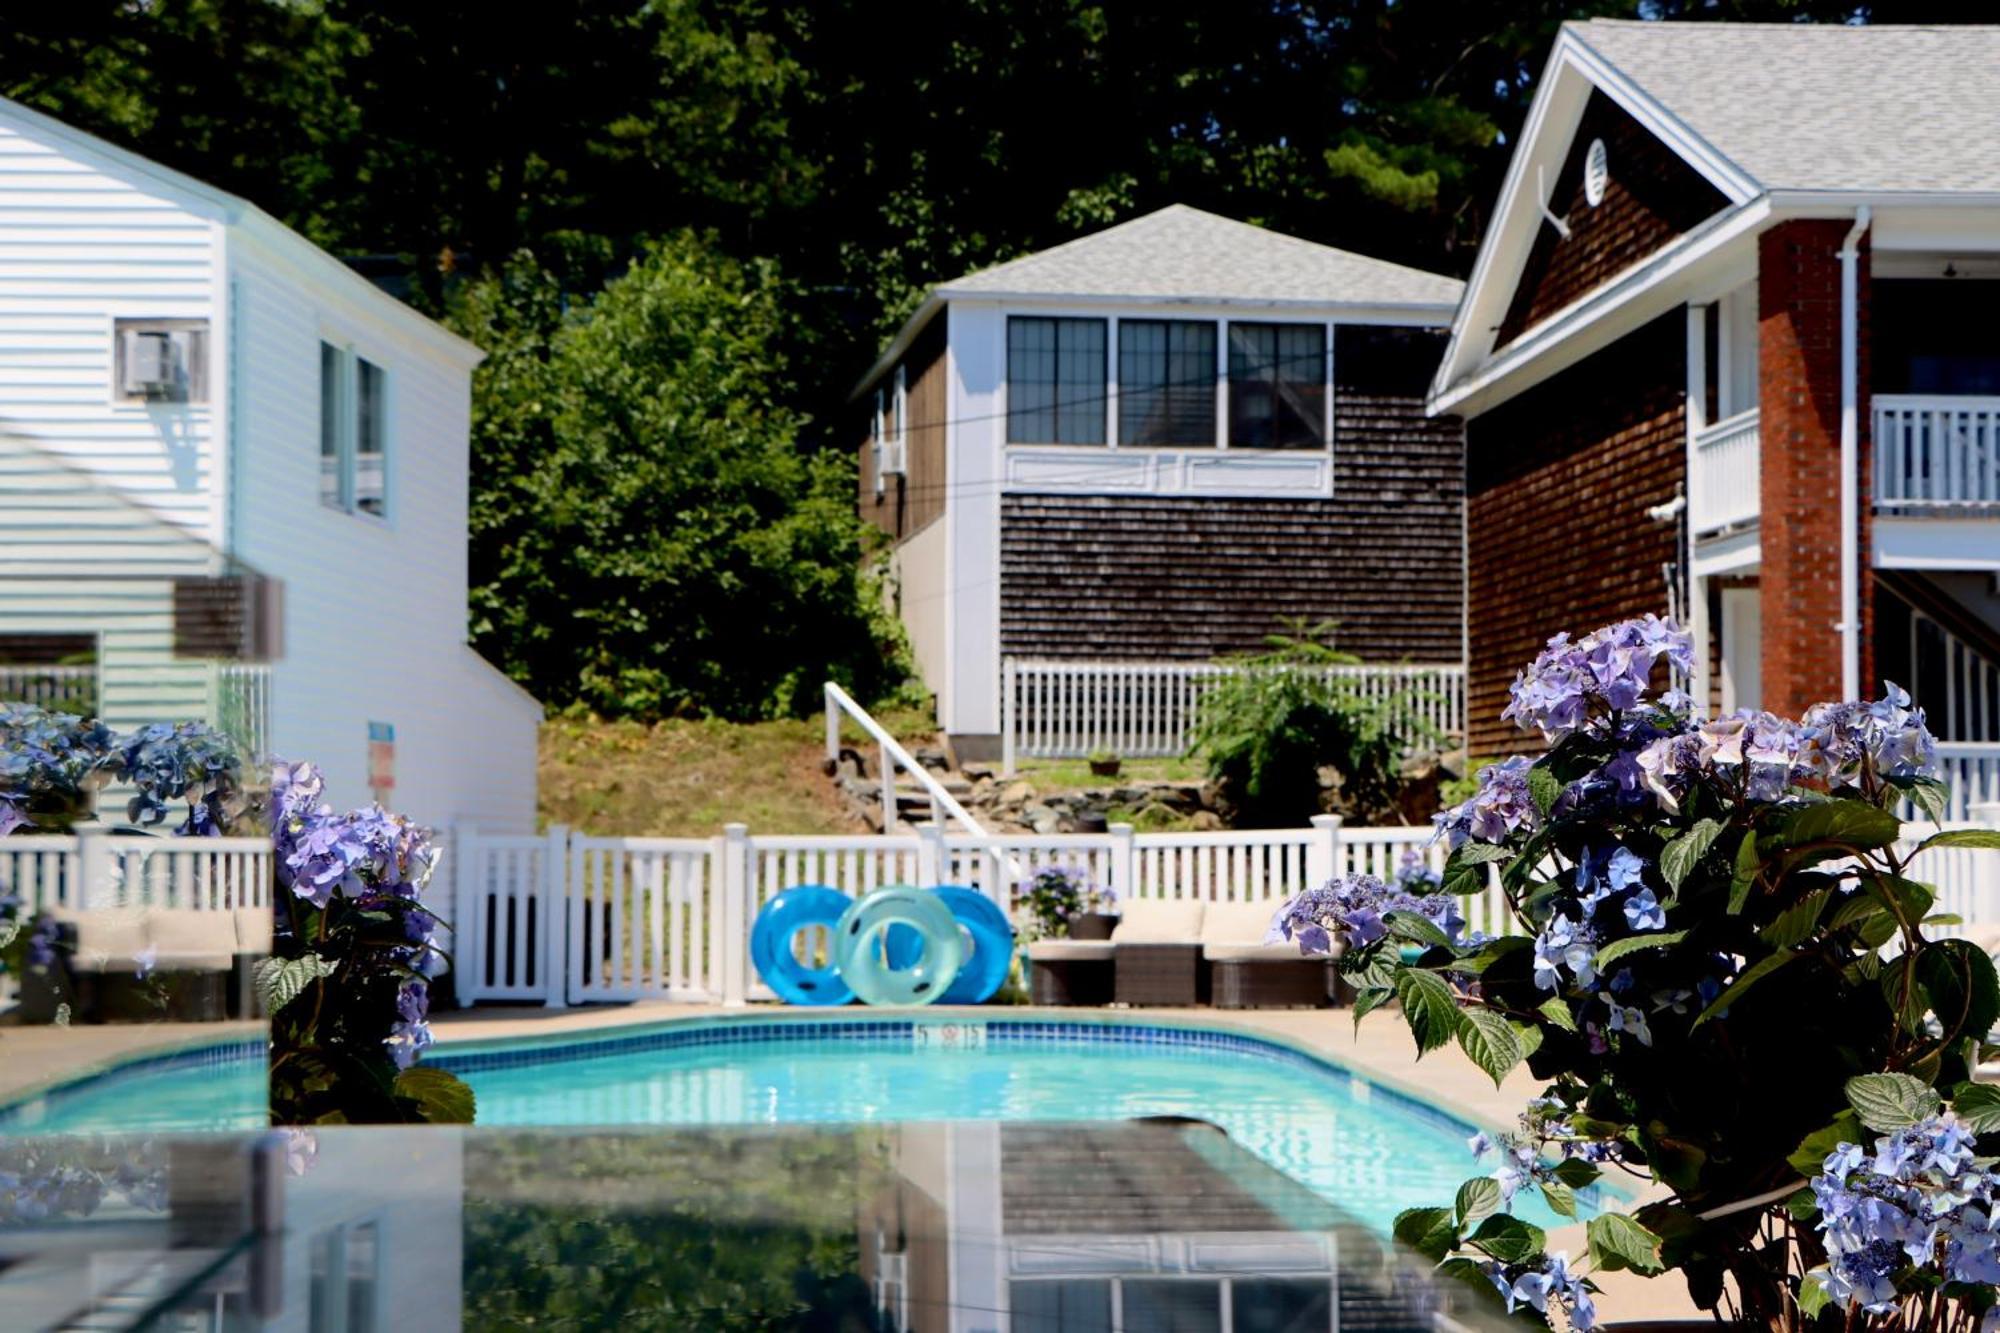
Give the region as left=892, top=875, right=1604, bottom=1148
left=1071, top=882, right=1121, bottom=941
left=1267, top=615, right=2000, bottom=1332
left=1088, top=750, right=1122, bottom=778
left=1011, top=865, right=1119, bottom=941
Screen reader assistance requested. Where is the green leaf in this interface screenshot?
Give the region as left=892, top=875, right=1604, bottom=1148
left=1758, top=890, right=1831, bottom=950
left=1904, top=776, right=1951, bottom=827
left=1350, top=987, right=1392, bottom=1029
left=1442, top=936, right=1532, bottom=976
left=1728, top=829, right=1763, bottom=913
left=1788, top=1111, right=1863, bottom=1176
left=1549, top=1158, right=1601, bottom=1189
left=1392, top=1206, right=1459, bottom=1263
left=1950, top=1082, right=2000, bottom=1134
left=1385, top=910, right=1454, bottom=951
left=1540, top=1179, right=1577, bottom=1218
left=1346, top=950, right=1399, bottom=992
left=1595, top=929, right=1688, bottom=970
left=393, top=1066, right=476, bottom=1124
left=1918, top=828, right=2000, bottom=852
left=1786, top=1188, right=1818, bottom=1223
left=1797, top=1274, right=1834, bottom=1319
left=1456, top=1175, right=1502, bottom=1227
left=1467, top=1214, right=1547, bottom=1264
left=1844, top=1072, right=1941, bottom=1133
left=1443, top=842, right=1508, bottom=896
left=1514, top=1022, right=1544, bottom=1061
left=1396, top=968, right=1461, bottom=1056
left=255, top=955, right=336, bottom=1015
left=1691, top=950, right=1796, bottom=1028
left=1528, top=765, right=1562, bottom=818
left=1660, top=818, right=1723, bottom=893
left=1879, top=954, right=1929, bottom=1034
left=1780, top=799, right=1904, bottom=851
left=1537, top=996, right=1577, bottom=1032
left=1586, top=1213, right=1665, bottom=1275
left=1454, top=1007, right=1525, bottom=1087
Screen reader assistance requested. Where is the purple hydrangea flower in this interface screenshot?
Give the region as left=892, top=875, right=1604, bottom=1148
left=1501, top=616, right=1694, bottom=743
left=1267, top=873, right=1468, bottom=958
left=1434, top=756, right=1539, bottom=849
left=1801, top=682, right=1939, bottom=785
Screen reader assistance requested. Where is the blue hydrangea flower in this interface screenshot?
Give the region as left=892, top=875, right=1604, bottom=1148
left=1623, top=888, right=1666, bottom=932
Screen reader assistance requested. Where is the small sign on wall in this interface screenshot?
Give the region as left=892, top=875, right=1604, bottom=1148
left=367, top=721, right=395, bottom=804
left=912, top=1020, right=987, bottom=1051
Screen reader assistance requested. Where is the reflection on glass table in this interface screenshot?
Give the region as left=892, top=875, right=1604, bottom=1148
left=0, top=1121, right=1513, bottom=1331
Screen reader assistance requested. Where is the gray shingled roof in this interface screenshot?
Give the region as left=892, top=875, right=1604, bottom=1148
left=938, top=204, right=1463, bottom=308
left=1571, top=20, right=2000, bottom=194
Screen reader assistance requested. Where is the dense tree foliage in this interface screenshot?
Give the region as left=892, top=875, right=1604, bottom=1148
left=0, top=1, right=1892, bottom=715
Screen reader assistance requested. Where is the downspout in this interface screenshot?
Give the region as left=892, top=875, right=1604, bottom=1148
left=1837, top=207, right=1871, bottom=701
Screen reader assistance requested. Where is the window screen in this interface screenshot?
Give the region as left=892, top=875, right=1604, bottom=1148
left=355, top=357, right=387, bottom=516
left=1008, top=316, right=1107, bottom=444
left=1228, top=322, right=1327, bottom=449
left=320, top=342, right=345, bottom=510
left=1120, top=319, right=1217, bottom=445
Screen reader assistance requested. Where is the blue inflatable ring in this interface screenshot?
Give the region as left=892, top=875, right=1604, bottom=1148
left=751, top=885, right=854, bottom=1006
left=885, top=886, right=1015, bottom=1004
left=835, top=885, right=966, bottom=1007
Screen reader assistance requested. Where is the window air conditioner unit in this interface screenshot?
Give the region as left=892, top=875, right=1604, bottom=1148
left=121, top=329, right=186, bottom=399
left=882, top=435, right=907, bottom=477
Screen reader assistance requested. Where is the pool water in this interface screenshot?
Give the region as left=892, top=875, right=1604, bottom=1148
left=4, top=1022, right=1595, bottom=1235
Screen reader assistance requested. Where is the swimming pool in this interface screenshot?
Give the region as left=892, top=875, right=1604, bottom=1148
left=1, top=1017, right=1598, bottom=1233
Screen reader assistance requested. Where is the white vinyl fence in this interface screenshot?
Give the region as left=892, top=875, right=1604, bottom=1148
left=1001, top=658, right=1465, bottom=772
left=0, top=830, right=270, bottom=911
left=454, top=818, right=1467, bottom=1008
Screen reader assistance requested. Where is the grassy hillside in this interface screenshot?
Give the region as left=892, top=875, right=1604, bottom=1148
left=538, top=708, right=934, bottom=837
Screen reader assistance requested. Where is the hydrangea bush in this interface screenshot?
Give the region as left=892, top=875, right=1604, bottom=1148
left=266, top=761, right=474, bottom=1125
left=0, top=704, right=245, bottom=837
left=1271, top=616, right=2000, bottom=1331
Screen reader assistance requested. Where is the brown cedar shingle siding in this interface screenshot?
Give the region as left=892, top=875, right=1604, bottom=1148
left=1496, top=91, right=1729, bottom=346
left=858, top=312, right=949, bottom=543
left=999, top=327, right=1461, bottom=665
left=1465, top=313, right=1684, bottom=755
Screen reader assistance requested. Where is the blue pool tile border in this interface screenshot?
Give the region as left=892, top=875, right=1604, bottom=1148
left=0, top=1037, right=265, bottom=1128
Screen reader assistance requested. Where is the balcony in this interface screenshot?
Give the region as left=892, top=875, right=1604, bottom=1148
left=1690, top=409, right=1760, bottom=537
left=1875, top=395, right=2000, bottom=509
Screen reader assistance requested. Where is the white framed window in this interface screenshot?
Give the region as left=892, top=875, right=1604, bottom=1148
left=1006, top=316, right=1108, bottom=444
left=319, top=341, right=389, bottom=518
left=886, top=365, right=909, bottom=474
left=1226, top=321, right=1328, bottom=449
left=871, top=388, right=887, bottom=496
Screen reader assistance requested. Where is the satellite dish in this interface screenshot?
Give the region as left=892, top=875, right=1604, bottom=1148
left=1583, top=138, right=1610, bottom=207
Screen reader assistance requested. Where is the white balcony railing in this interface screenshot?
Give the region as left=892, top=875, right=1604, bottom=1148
left=1938, top=742, right=2000, bottom=822
left=1875, top=395, right=2000, bottom=508
left=0, top=664, right=98, bottom=714
left=1690, top=409, right=1761, bottom=535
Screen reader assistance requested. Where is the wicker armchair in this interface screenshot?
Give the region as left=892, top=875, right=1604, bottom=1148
left=1026, top=940, right=1116, bottom=1005
left=1200, top=899, right=1337, bottom=1009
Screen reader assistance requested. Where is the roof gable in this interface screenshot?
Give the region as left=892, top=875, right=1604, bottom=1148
left=941, top=204, right=1463, bottom=308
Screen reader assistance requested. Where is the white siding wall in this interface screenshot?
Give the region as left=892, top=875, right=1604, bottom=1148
left=0, top=119, right=220, bottom=544
left=893, top=515, right=951, bottom=704
left=229, top=232, right=538, bottom=832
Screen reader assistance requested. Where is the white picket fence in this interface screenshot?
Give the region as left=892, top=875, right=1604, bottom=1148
left=1001, top=658, right=1465, bottom=772
left=452, top=818, right=1472, bottom=1008
left=0, top=830, right=270, bottom=911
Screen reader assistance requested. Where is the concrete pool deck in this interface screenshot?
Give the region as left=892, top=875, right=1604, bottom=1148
left=0, top=1019, right=263, bottom=1105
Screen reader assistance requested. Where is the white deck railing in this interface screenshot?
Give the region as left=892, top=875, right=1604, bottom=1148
left=0, top=830, right=270, bottom=911
left=1938, top=744, right=2000, bottom=821
left=1690, top=408, right=1761, bottom=535
left=1876, top=395, right=2000, bottom=507
left=1001, top=659, right=1465, bottom=773
left=0, top=664, right=98, bottom=714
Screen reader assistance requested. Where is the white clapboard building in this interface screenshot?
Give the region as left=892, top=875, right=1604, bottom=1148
left=0, top=95, right=538, bottom=832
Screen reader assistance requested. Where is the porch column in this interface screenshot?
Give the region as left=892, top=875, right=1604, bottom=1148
left=1757, top=221, right=1873, bottom=714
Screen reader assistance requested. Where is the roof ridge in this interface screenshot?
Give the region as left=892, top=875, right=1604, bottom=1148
left=1573, top=16, right=2000, bottom=31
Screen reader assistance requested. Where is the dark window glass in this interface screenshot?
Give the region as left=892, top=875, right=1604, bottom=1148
left=1228, top=322, right=1327, bottom=449
left=1008, top=316, right=1106, bottom=444
left=355, top=358, right=387, bottom=516
left=1874, top=279, right=2000, bottom=395
left=319, top=342, right=343, bottom=510
left=1009, top=1279, right=1114, bottom=1333
left=1233, top=1278, right=1334, bottom=1333
left=1123, top=1279, right=1222, bottom=1333
left=1120, top=319, right=1217, bottom=445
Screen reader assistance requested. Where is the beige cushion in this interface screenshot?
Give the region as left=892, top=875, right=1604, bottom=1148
left=1027, top=940, right=1115, bottom=962
left=1111, top=898, right=1205, bottom=943
left=233, top=906, right=272, bottom=954
left=1205, top=942, right=1330, bottom=963
left=63, top=910, right=150, bottom=973
left=140, top=909, right=235, bottom=972
left=1199, top=899, right=1284, bottom=946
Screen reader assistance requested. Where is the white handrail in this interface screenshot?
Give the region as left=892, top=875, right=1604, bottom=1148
left=823, top=681, right=986, bottom=834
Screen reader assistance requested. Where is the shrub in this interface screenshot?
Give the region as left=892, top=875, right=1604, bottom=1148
left=1271, top=615, right=2000, bottom=1331
left=1186, top=624, right=1423, bottom=827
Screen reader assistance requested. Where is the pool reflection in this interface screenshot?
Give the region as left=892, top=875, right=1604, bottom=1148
left=0, top=1122, right=1508, bottom=1331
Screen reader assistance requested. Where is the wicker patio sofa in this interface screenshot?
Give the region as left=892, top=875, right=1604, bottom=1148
left=1199, top=899, right=1339, bottom=1009
left=1112, top=899, right=1208, bottom=1007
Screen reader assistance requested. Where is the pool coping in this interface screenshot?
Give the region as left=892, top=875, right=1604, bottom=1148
left=0, top=1028, right=265, bottom=1125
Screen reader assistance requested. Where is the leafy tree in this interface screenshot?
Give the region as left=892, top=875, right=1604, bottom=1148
left=450, top=236, right=909, bottom=719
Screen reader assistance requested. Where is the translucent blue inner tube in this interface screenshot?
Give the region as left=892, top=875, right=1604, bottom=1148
left=885, top=886, right=1014, bottom=1004
left=750, top=884, right=854, bottom=1006
left=836, top=886, right=966, bottom=1007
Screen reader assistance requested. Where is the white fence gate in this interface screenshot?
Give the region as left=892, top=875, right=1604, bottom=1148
left=1001, top=659, right=1465, bottom=772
